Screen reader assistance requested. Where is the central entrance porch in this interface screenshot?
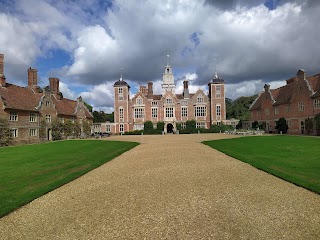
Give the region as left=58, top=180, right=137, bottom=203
left=167, top=123, right=174, bottom=133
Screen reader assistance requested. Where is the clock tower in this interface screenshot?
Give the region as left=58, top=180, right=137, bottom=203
left=161, top=55, right=175, bottom=94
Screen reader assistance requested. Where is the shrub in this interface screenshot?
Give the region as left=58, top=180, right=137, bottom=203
left=82, top=120, right=92, bottom=136
left=73, top=121, right=81, bottom=137
left=144, top=121, right=154, bottom=133
left=39, top=119, right=47, bottom=140
left=275, top=117, right=288, bottom=134
left=123, top=130, right=143, bottom=135
left=236, top=120, right=242, bottom=129
left=157, top=121, right=165, bottom=132
left=210, top=124, right=221, bottom=133
left=0, top=118, right=12, bottom=146
left=51, top=118, right=63, bottom=141
left=314, top=113, right=320, bottom=136
left=305, top=117, right=313, bottom=135
left=251, top=121, right=259, bottom=129
left=186, top=120, right=197, bottom=133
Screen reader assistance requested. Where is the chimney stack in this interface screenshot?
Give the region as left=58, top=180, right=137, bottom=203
left=28, top=67, right=38, bottom=87
left=183, top=80, right=189, bottom=98
left=147, top=82, right=153, bottom=98
left=297, top=69, right=306, bottom=81
left=140, top=86, right=147, bottom=94
left=264, top=84, right=270, bottom=92
left=49, top=77, right=60, bottom=94
left=0, top=54, right=4, bottom=74
left=0, top=54, right=5, bottom=86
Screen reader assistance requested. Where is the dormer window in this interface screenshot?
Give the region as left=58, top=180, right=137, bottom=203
left=136, top=97, right=143, bottom=105
left=197, top=95, right=204, bottom=103
left=166, top=98, right=173, bottom=104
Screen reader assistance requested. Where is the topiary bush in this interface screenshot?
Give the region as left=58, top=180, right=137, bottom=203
left=275, top=117, right=288, bottom=134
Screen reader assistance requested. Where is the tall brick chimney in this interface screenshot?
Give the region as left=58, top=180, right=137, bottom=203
left=183, top=80, right=189, bottom=98
left=0, top=54, right=4, bottom=74
left=0, top=54, right=5, bottom=86
left=140, top=86, right=147, bottom=94
left=49, top=77, right=60, bottom=94
left=147, top=82, right=153, bottom=98
left=28, top=67, right=38, bottom=87
left=297, top=69, right=306, bottom=81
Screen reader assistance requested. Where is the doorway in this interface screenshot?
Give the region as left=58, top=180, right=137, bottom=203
left=167, top=123, right=174, bottom=133
left=301, top=121, right=305, bottom=134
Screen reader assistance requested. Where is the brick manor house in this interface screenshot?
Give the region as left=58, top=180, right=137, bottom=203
left=111, top=62, right=227, bottom=134
left=249, top=69, right=320, bottom=134
left=0, top=54, right=93, bottom=143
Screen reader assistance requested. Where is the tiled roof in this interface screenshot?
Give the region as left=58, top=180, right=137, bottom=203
left=308, top=74, right=320, bottom=97
left=152, top=94, right=162, bottom=100
left=52, top=97, right=77, bottom=116
left=273, top=82, right=295, bottom=106
left=249, top=92, right=264, bottom=110
left=251, top=72, right=320, bottom=109
left=0, top=84, right=42, bottom=111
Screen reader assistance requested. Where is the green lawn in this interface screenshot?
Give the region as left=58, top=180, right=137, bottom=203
left=0, top=140, right=138, bottom=217
left=203, top=136, right=320, bottom=194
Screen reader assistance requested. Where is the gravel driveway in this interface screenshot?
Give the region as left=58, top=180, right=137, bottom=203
left=0, top=134, right=319, bottom=239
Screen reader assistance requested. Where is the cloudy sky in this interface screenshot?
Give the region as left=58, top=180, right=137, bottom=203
left=1, top=0, right=319, bottom=112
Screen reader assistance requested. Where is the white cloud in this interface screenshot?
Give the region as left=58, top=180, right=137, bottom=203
left=79, top=82, right=115, bottom=111
left=1, top=0, right=320, bottom=109
left=59, top=82, right=76, bottom=99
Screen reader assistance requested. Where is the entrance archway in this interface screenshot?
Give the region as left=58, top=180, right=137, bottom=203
left=167, top=123, right=173, bottom=133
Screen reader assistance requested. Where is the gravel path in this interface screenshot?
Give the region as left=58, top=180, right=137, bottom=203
left=0, top=134, right=319, bottom=239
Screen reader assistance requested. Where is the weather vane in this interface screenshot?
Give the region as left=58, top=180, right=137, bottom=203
left=120, top=67, right=123, bottom=81
left=167, top=54, right=170, bottom=66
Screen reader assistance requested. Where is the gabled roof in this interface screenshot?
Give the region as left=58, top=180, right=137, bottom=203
left=0, top=84, right=42, bottom=111
left=249, top=92, right=264, bottom=110
left=308, top=74, right=320, bottom=98
left=52, top=97, right=77, bottom=116
left=273, top=82, right=295, bottom=106
left=250, top=72, right=320, bottom=110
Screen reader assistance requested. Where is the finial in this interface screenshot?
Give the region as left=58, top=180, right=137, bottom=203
left=120, top=67, right=123, bottom=81
left=167, top=54, right=170, bottom=66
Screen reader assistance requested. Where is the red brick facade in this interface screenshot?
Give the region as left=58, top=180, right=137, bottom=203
left=249, top=69, right=320, bottom=134
left=113, top=65, right=227, bottom=134
left=0, top=54, right=93, bottom=144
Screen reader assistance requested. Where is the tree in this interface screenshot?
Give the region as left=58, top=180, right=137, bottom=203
left=275, top=117, right=288, bottom=134
left=314, top=113, right=320, bottom=136
left=305, top=117, right=313, bottom=135
left=82, top=120, right=92, bottom=136
left=225, top=98, right=233, bottom=119
left=106, top=112, right=114, bottom=122
left=93, top=111, right=107, bottom=123
left=0, top=118, right=12, bottom=146
left=51, top=118, right=63, bottom=141
left=84, top=101, right=93, bottom=112
left=227, top=95, right=257, bottom=120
